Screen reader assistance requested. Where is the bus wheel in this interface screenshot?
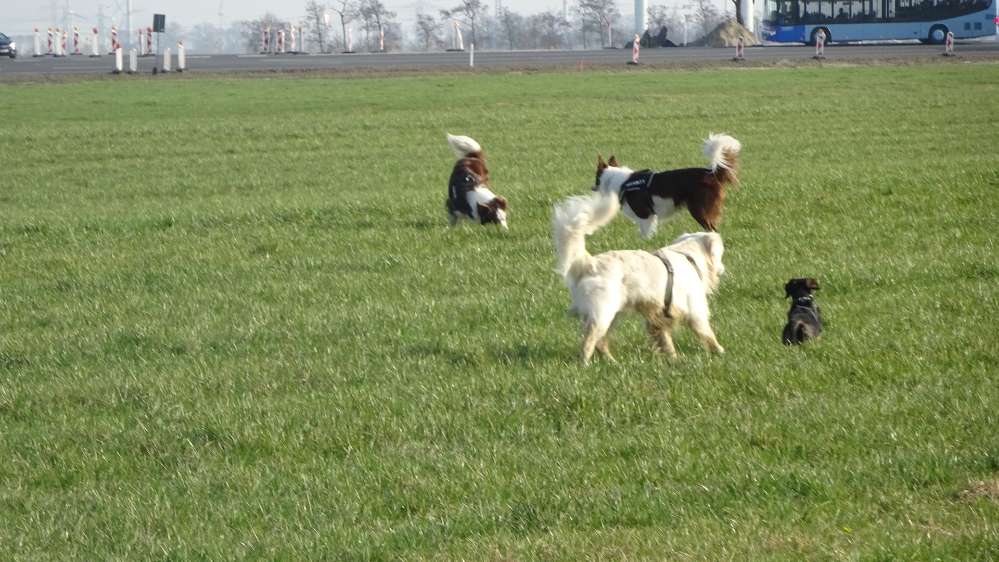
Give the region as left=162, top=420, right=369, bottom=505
left=927, top=25, right=948, bottom=44
left=810, top=28, right=831, bottom=46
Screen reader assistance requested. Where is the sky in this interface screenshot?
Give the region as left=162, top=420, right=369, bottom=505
left=2, top=0, right=594, bottom=34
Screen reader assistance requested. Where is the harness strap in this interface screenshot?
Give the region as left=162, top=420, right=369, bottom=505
left=650, top=249, right=702, bottom=318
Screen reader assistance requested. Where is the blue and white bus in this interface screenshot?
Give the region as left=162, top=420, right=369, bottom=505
left=763, top=0, right=997, bottom=44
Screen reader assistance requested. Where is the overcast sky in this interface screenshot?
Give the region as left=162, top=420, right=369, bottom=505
left=3, top=0, right=594, bottom=34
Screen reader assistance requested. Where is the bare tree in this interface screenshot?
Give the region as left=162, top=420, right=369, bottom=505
left=329, top=0, right=356, bottom=51
left=441, top=0, right=487, bottom=47
left=305, top=0, right=328, bottom=53
left=576, top=0, right=619, bottom=47
left=528, top=11, right=569, bottom=49
left=240, top=14, right=288, bottom=53
left=693, top=0, right=723, bottom=37
left=498, top=7, right=524, bottom=49
left=414, top=12, right=441, bottom=50
left=358, top=0, right=395, bottom=50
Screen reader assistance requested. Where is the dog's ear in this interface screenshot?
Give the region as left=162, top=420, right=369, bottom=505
left=490, top=196, right=508, bottom=211
left=608, top=155, right=619, bottom=167
left=806, top=278, right=820, bottom=291
left=597, top=154, right=607, bottom=169
left=785, top=280, right=795, bottom=299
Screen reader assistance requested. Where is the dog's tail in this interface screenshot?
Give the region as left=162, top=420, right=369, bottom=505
left=703, top=133, right=741, bottom=186
left=446, top=133, right=484, bottom=159
left=552, top=193, right=620, bottom=279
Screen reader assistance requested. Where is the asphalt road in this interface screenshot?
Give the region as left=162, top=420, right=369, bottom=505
left=2, top=42, right=997, bottom=77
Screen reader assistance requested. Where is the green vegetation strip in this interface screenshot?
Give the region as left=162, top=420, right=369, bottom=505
left=1, top=64, right=998, bottom=559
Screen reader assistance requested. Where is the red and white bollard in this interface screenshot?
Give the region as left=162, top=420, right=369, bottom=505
left=110, top=25, right=119, bottom=54
left=91, top=27, right=101, bottom=57
left=943, top=31, right=956, bottom=56
left=379, top=27, right=385, bottom=52
left=263, top=27, right=271, bottom=53
left=47, top=28, right=54, bottom=55
left=813, top=29, right=826, bottom=59
left=72, top=26, right=81, bottom=54
left=112, top=47, right=123, bottom=74
left=733, top=37, right=745, bottom=61
left=277, top=29, right=285, bottom=53
left=629, top=34, right=640, bottom=64
left=146, top=27, right=153, bottom=56
left=289, top=26, right=297, bottom=53
left=60, top=29, right=68, bottom=56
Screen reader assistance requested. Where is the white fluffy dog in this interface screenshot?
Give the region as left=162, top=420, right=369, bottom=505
left=553, top=193, right=726, bottom=364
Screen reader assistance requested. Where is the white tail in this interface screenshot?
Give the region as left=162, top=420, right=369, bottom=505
left=446, top=134, right=482, bottom=158
left=552, top=194, right=620, bottom=279
left=703, top=133, right=741, bottom=172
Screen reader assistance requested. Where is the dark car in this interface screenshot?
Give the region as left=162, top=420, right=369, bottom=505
left=0, top=32, right=17, bottom=58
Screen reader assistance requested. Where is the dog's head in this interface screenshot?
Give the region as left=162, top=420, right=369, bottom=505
left=668, top=232, right=725, bottom=293
left=785, top=278, right=819, bottom=299
left=477, top=196, right=508, bottom=231
left=592, top=154, right=620, bottom=192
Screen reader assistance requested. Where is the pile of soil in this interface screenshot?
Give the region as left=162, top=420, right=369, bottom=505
left=695, top=20, right=759, bottom=47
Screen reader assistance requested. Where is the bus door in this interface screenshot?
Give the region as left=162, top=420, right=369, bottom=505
left=881, top=0, right=894, bottom=20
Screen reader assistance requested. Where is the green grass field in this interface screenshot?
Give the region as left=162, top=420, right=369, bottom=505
left=2, top=63, right=998, bottom=559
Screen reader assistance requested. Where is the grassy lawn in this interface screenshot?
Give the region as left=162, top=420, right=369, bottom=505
left=2, top=63, right=998, bottom=559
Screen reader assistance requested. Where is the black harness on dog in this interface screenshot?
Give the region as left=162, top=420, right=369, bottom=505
left=619, top=170, right=657, bottom=218
left=649, top=249, right=701, bottom=318
left=791, top=296, right=821, bottom=322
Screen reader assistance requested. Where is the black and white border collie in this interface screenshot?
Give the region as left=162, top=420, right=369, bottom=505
left=593, top=134, right=741, bottom=239
left=445, top=134, right=508, bottom=231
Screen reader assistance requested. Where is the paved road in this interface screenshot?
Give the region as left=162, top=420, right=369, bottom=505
left=2, top=42, right=997, bottom=77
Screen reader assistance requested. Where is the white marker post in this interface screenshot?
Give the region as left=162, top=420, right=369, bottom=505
left=73, top=26, right=81, bottom=55
left=91, top=27, right=101, bottom=57
left=112, top=47, right=123, bottom=74
left=943, top=31, right=956, bottom=56
left=33, top=28, right=42, bottom=57
left=162, top=47, right=172, bottom=72
left=469, top=42, right=474, bottom=67
left=177, top=41, right=186, bottom=71
left=733, top=37, right=745, bottom=61
left=345, top=27, right=354, bottom=53
left=138, top=28, right=144, bottom=56
left=278, top=29, right=285, bottom=54
left=110, top=26, right=118, bottom=55
left=629, top=34, right=640, bottom=64
left=128, top=48, right=137, bottom=73
left=813, top=29, right=826, bottom=59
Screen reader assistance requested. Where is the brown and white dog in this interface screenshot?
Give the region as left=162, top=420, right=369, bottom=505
left=445, top=134, right=508, bottom=230
left=593, top=133, right=741, bottom=238
left=553, top=193, right=726, bottom=365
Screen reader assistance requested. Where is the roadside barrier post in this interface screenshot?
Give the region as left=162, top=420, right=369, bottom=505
left=629, top=34, right=640, bottom=64
left=47, top=28, right=54, bottom=55
left=345, top=27, right=355, bottom=53
left=177, top=41, right=186, bottom=71
left=110, top=26, right=118, bottom=54
left=162, top=47, right=172, bottom=72
left=138, top=28, right=144, bottom=56
left=733, top=37, right=745, bottom=61
left=469, top=42, right=474, bottom=67
left=813, top=29, right=826, bottom=59
left=146, top=27, right=153, bottom=56
left=91, top=27, right=101, bottom=57
left=289, top=26, right=297, bottom=53
left=128, top=48, right=137, bottom=73
left=112, top=47, right=122, bottom=73
left=943, top=31, right=956, bottom=56
left=73, top=26, right=81, bottom=55
left=33, top=28, right=42, bottom=56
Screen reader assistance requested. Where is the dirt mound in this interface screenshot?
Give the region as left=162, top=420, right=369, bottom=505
left=696, top=20, right=759, bottom=48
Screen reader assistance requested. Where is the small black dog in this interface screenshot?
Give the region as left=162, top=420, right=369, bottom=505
left=782, top=278, right=822, bottom=345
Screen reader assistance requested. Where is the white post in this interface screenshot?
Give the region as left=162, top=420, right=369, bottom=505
left=162, top=47, right=171, bottom=71
left=128, top=48, right=137, bottom=73
left=631, top=34, right=640, bottom=63
left=454, top=21, right=464, bottom=50
left=944, top=31, right=955, bottom=55
left=177, top=41, right=186, bottom=71
left=469, top=42, right=474, bottom=67
left=113, top=47, right=123, bottom=73
left=607, top=23, right=613, bottom=47
left=33, top=28, right=42, bottom=56
left=91, top=27, right=100, bottom=57
left=379, top=27, right=385, bottom=51
left=73, top=26, right=81, bottom=55
left=138, top=28, right=144, bottom=56
left=346, top=27, right=353, bottom=52
left=734, top=37, right=745, bottom=60
left=289, top=26, right=297, bottom=53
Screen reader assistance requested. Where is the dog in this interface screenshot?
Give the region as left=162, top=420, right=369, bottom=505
left=782, top=278, right=822, bottom=345
left=553, top=192, right=726, bottom=365
left=445, top=134, right=508, bottom=230
left=592, top=133, right=741, bottom=239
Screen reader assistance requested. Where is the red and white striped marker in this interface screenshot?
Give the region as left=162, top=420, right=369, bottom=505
left=73, top=26, right=81, bottom=54
left=277, top=29, right=285, bottom=53
left=630, top=34, right=640, bottom=64
left=733, top=37, right=745, bottom=61
left=289, top=26, right=297, bottom=53
left=60, top=29, right=68, bottom=56
left=146, top=27, right=153, bottom=55
left=110, top=26, right=119, bottom=54
left=91, top=27, right=101, bottom=57
left=814, top=29, right=826, bottom=58
left=47, top=28, right=54, bottom=55
left=943, top=31, right=956, bottom=56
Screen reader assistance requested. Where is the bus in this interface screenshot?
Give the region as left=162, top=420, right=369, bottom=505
left=762, top=0, right=997, bottom=44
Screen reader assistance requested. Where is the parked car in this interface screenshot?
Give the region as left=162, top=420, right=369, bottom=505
left=0, top=32, right=17, bottom=58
